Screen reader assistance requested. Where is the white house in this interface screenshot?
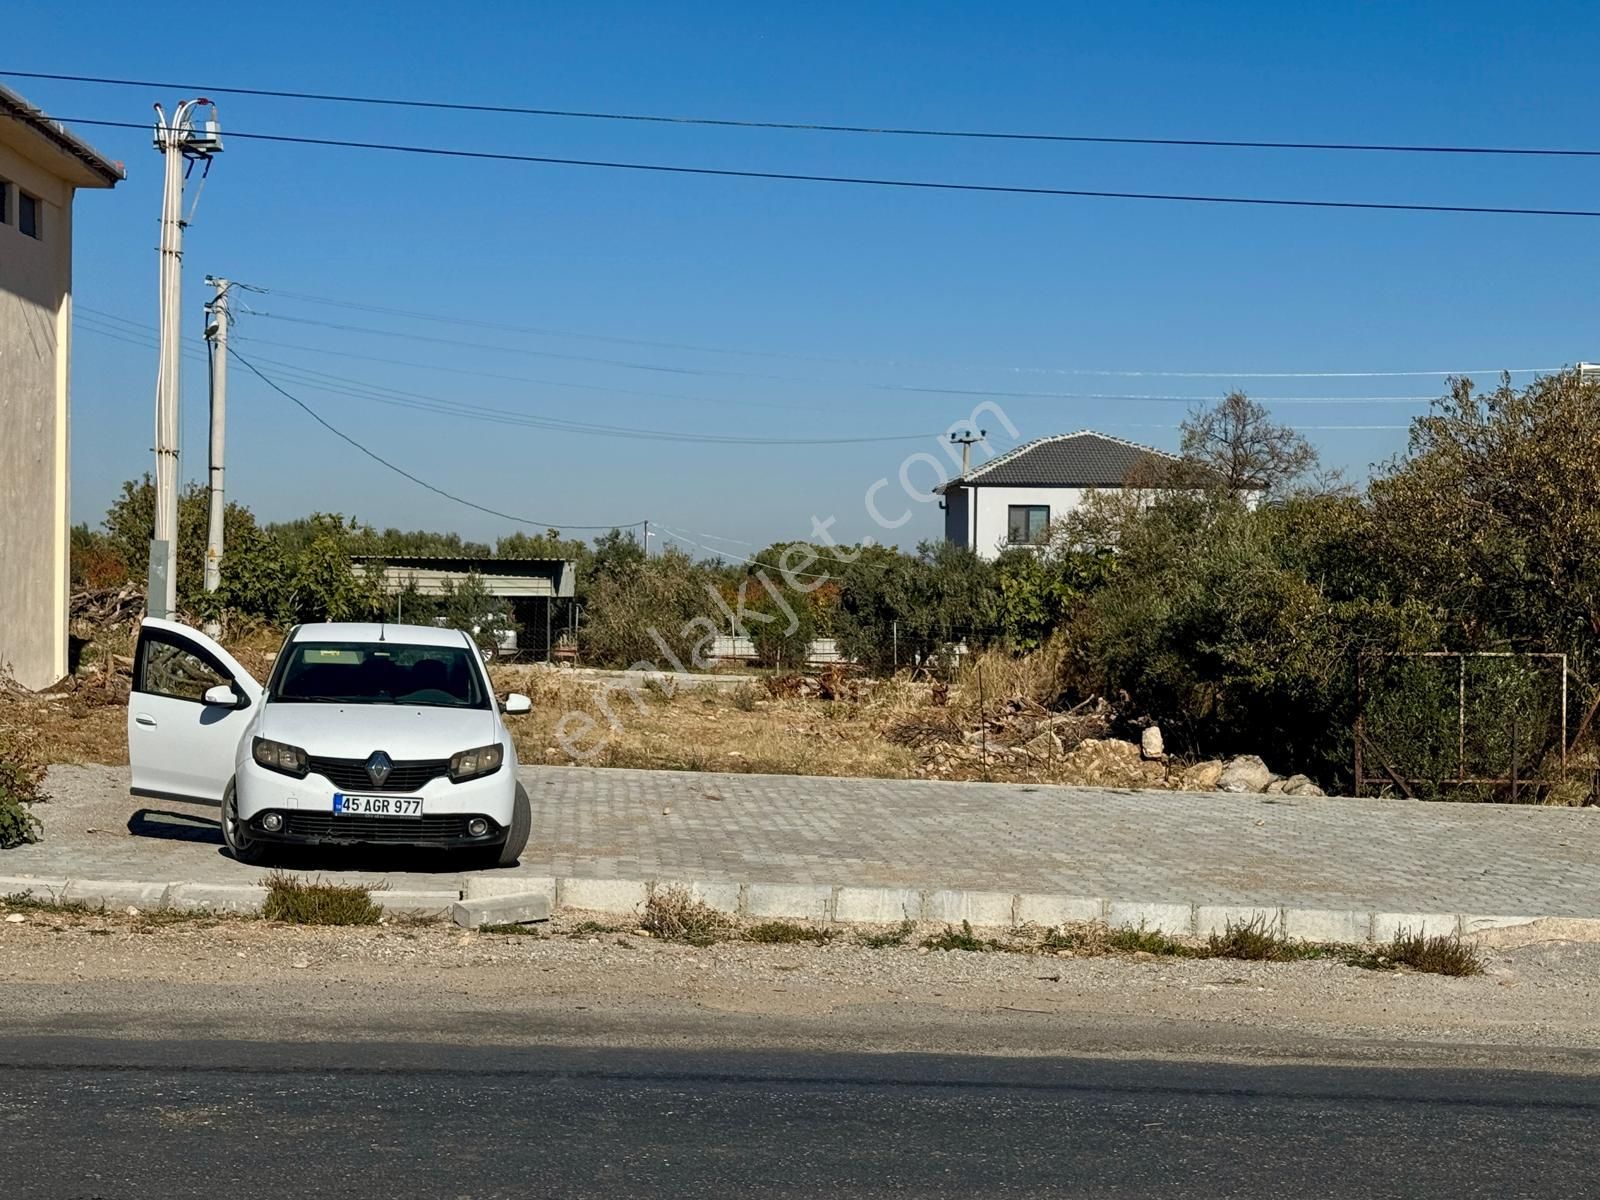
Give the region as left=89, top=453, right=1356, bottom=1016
left=936, top=430, right=1180, bottom=559
left=0, top=85, right=122, bottom=687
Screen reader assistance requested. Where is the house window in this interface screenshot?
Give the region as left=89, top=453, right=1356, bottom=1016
left=18, top=191, right=40, bottom=238
left=1007, top=504, right=1050, bottom=545
left=0, top=179, right=9, bottom=225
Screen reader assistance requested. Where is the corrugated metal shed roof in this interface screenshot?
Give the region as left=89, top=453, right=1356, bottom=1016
left=936, top=430, right=1179, bottom=492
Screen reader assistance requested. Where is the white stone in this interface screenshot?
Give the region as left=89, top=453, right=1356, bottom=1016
left=1218, top=756, right=1274, bottom=793
left=451, top=892, right=551, bottom=929
left=1140, top=726, right=1165, bottom=759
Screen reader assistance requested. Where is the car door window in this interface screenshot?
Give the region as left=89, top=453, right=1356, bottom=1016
left=137, top=637, right=231, bottom=703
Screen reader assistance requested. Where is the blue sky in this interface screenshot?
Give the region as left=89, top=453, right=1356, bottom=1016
left=12, top=2, right=1600, bottom=554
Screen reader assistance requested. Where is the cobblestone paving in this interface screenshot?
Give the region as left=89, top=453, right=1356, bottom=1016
left=7, top=764, right=1600, bottom=916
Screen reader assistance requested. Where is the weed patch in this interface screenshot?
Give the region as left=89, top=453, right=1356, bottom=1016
left=1105, top=925, right=1192, bottom=956
left=1348, top=930, right=1484, bottom=977
left=922, top=920, right=1003, bottom=952
left=859, top=920, right=915, bottom=948
left=480, top=923, right=543, bottom=936
left=745, top=920, right=836, bottom=945
left=1207, top=916, right=1327, bottom=963
left=262, top=873, right=382, bottom=926
left=1, top=892, right=97, bottom=916
left=639, top=886, right=731, bottom=946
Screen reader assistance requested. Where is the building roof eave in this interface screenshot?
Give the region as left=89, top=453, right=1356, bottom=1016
left=0, top=84, right=125, bottom=188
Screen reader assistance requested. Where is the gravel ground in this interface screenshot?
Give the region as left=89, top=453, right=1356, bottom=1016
left=3, top=907, right=1599, bottom=1071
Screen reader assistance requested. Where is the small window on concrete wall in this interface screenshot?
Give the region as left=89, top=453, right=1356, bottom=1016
left=1007, top=504, right=1050, bottom=544
left=18, top=191, right=40, bottom=238
left=0, top=179, right=10, bottom=225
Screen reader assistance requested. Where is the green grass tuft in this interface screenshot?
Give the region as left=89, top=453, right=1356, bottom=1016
left=922, top=920, right=1002, bottom=952
left=1105, top=925, right=1192, bottom=956
left=480, top=922, right=543, bottom=936
left=262, top=873, right=382, bottom=926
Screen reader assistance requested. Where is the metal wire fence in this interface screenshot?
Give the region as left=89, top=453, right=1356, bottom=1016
left=1355, top=651, right=1570, bottom=802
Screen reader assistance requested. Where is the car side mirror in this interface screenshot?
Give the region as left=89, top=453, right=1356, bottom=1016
left=203, top=684, right=242, bottom=708
left=502, top=693, right=532, bottom=715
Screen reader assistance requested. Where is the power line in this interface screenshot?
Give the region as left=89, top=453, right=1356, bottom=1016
left=227, top=349, right=643, bottom=530
left=76, top=307, right=1442, bottom=407
left=47, top=115, right=1600, bottom=220
left=233, top=282, right=1559, bottom=380
left=75, top=313, right=942, bottom=444
left=12, top=70, right=1600, bottom=159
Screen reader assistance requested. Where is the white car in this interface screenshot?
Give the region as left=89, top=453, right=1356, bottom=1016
left=127, top=618, right=533, bottom=867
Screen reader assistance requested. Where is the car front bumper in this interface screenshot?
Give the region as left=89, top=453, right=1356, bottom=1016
left=235, top=757, right=517, bottom=848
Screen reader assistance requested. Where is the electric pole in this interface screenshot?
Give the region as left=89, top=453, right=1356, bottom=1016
left=148, top=99, right=223, bottom=619
left=202, top=276, right=230, bottom=632
left=950, top=428, right=987, bottom=476
left=642, top=519, right=649, bottom=558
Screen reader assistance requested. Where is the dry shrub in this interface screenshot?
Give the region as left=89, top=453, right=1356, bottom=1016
left=953, top=633, right=1072, bottom=716
left=639, top=885, right=730, bottom=945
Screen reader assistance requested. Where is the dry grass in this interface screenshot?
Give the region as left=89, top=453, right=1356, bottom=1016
left=638, top=885, right=731, bottom=946
left=744, top=920, right=836, bottom=945
left=497, top=667, right=927, bottom=780
left=262, top=873, right=383, bottom=926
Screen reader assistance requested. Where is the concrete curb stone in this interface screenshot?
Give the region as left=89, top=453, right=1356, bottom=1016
left=3, top=872, right=1589, bottom=946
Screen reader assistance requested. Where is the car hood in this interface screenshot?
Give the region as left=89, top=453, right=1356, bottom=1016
left=259, top=702, right=500, bottom=761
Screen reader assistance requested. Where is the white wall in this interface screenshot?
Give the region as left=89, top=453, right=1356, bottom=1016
left=969, top=485, right=1090, bottom=559
left=0, top=137, right=73, bottom=688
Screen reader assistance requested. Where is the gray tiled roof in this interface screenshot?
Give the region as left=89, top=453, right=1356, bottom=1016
left=937, top=430, right=1179, bottom=491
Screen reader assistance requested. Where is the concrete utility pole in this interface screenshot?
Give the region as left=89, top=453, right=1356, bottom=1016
left=202, top=276, right=230, bottom=631
left=148, top=99, right=223, bottom=619
left=950, top=428, right=987, bottom=476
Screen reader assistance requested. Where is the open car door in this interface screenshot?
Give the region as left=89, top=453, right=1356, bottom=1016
left=127, top=618, right=265, bottom=804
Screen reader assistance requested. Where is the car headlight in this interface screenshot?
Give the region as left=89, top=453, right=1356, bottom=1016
left=253, top=736, right=309, bottom=778
left=449, top=743, right=504, bottom=782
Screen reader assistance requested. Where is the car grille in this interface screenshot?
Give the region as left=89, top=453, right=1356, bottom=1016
left=278, top=812, right=489, bottom=842
left=306, top=756, right=450, bottom=792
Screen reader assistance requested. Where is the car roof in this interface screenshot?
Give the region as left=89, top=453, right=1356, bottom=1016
left=288, top=622, right=472, bottom=649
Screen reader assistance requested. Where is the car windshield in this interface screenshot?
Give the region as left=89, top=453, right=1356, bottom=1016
left=270, top=642, right=489, bottom=709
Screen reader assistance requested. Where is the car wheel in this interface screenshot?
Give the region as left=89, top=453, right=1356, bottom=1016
left=220, top=780, right=271, bottom=867
left=491, top=783, right=532, bottom=868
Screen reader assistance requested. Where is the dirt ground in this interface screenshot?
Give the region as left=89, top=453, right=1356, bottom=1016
left=8, top=651, right=1123, bottom=784
left=3, top=905, right=1599, bottom=1070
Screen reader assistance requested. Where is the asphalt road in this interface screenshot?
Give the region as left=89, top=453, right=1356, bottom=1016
left=1, top=1038, right=1593, bottom=1199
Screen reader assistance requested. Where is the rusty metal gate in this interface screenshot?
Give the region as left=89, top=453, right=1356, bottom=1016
left=1354, top=651, right=1569, bottom=801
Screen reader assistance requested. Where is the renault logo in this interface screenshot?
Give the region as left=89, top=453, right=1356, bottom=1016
left=365, top=752, right=393, bottom=787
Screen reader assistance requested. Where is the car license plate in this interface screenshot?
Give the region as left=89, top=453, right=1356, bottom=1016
left=332, top=793, right=423, bottom=818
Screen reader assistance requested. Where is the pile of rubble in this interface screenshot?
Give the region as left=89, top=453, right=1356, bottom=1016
left=895, top=696, right=1327, bottom=795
